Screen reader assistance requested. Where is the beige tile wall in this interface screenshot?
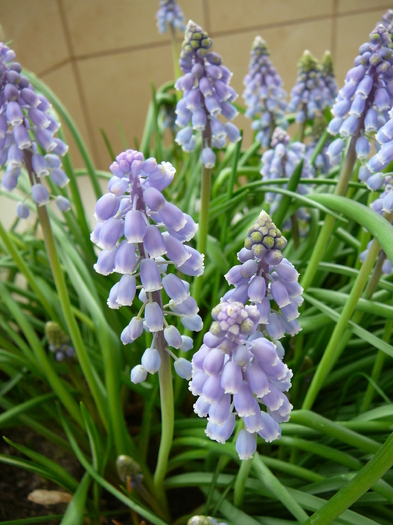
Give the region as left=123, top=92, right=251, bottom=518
left=0, top=0, right=392, bottom=173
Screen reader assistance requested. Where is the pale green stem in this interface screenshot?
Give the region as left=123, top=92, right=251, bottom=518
left=193, top=123, right=212, bottom=305
left=302, top=211, right=393, bottom=410
left=361, top=268, right=393, bottom=412
left=233, top=457, right=253, bottom=508
left=300, top=135, right=358, bottom=291
left=151, top=294, right=172, bottom=519
left=170, top=25, right=181, bottom=84
left=301, top=430, right=393, bottom=525
left=153, top=344, right=174, bottom=491
left=153, top=348, right=173, bottom=519
left=24, top=152, right=109, bottom=431
left=0, top=222, right=58, bottom=321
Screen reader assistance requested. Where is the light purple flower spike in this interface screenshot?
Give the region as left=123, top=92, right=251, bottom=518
left=243, top=36, right=287, bottom=148
left=92, top=149, right=204, bottom=383
left=156, top=0, right=185, bottom=34
left=0, top=43, right=70, bottom=215
left=288, top=50, right=330, bottom=123
left=175, top=20, right=240, bottom=167
left=261, top=127, right=313, bottom=233
left=328, top=24, right=393, bottom=168
left=190, top=211, right=299, bottom=459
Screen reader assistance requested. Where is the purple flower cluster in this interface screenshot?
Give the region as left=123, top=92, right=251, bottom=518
left=242, top=36, right=287, bottom=148
left=320, top=51, right=338, bottom=107
left=358, top=119, right=393, bottom=274
left=261, top=127, right=313, bottom=230
left=382, top=9, right=393, bottom=37
left=92, top=149, right=204, bottom=383
left=175, top=20, right=240, bottom=168
left=360, top=239, right=392, bottom=274
left=368, top=113, right=393, bottom=174
left=327, top=25, right=393, bottom=165
left=306, top=116, right=333, bottom=175
left=156, top=0, right=185, bottom=34
left=288, top=50, right=329, bottom=123
left=0, top=43, right=70, bottom=217
left=190, top=211, right=301, bottom=460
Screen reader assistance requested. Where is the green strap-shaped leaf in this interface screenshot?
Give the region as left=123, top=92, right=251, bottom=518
left=3, top=437, right=78, bottom=492
left=304, top=293, right=393, bottom=357
left=308, top=194, right=393, bottom=261
left=60, top=472, right=91, bottom=525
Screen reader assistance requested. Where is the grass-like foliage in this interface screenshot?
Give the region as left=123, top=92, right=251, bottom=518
left=1, top=5, right=393, bottom=525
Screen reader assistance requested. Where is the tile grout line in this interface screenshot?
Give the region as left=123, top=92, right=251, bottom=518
left=76, top=40, right=171, bottom=62
left=209, top=4, right=391, bottom=39
left=56, top=0, right=100, bottom=167
left=39, top=3, right=390, bottom=71
left=38, top=58, right=71, bottom=79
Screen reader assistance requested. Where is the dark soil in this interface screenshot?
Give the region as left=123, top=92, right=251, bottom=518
left=0, top=426, right=83, bottom=523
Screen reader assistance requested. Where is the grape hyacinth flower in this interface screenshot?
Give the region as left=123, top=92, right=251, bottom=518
left=242, top=36, right=287, bottom=148
left=327, top=24, right=393, bottom=165
left=261, top=127, right=313, bottom=231
left=174, top=20, right=240, bottom=167
left=305, top=115, right=335, bottom=176
left=45, top=321, right=75, bottom=362
left=381, top=9, right=393, bottom=38
left=156, top=0, right=185, bottom=34
left=0, top=43, right=70, bottom=215
left=190, top=211, right=300, bottom=460
left=92, top=149, right=204, bottom=383
left=368, top=110, right=393, bottom=173
left=288, top=50, right=329, bottom=123
left=320, top=51, right=338, bottom=107
left=358, top=117, right=393, bottom=274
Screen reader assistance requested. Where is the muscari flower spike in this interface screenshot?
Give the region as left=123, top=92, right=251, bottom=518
left=320, top=51, right=338, bottom=107
left=356, top=118, right=393, bottom=275
left=0, top=43, right=70, bottom=216
left=190, top=211, right=301, bottom=460
left=327, top=24, right=393, bottom=166
left=261, top=127, right=313, bottom=231
left=156, top=0, right=185, bottom=34
left=242, top=36, right=287, bottom=148
left=175, top=20, right=240, bottom=167
left=305, top=115, right=335, bottom=176
left=381, top=9, right=393, bottom=38
left=45, top=321, right=75, bottom=362
left=288, top=50, right=329, bottom=123
left=92, top=149, right=204, bottom=383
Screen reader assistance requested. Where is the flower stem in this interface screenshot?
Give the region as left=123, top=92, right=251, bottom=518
left=302, top=212, right=393, bottom=410
left=360, top=259, right=393, bottom=412
left=233, top=457, right=253, bottom=508
left=193, top=123, right=212, bottom=305
left=300, top=135, right=358, bottom=291
left=24, top=151, right=110, bottom=431
left=170, top=25, right=182, bottom=85
left=153, top=342, right=173, bottom=518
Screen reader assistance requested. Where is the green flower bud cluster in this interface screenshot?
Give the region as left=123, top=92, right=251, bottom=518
left=321, top=50, right=334, bottom=77
left=244, top=210, right=287, bottom=260
left=180, top=21, right=212, bottom=60
left=298, top=49, right=319, bottom=74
